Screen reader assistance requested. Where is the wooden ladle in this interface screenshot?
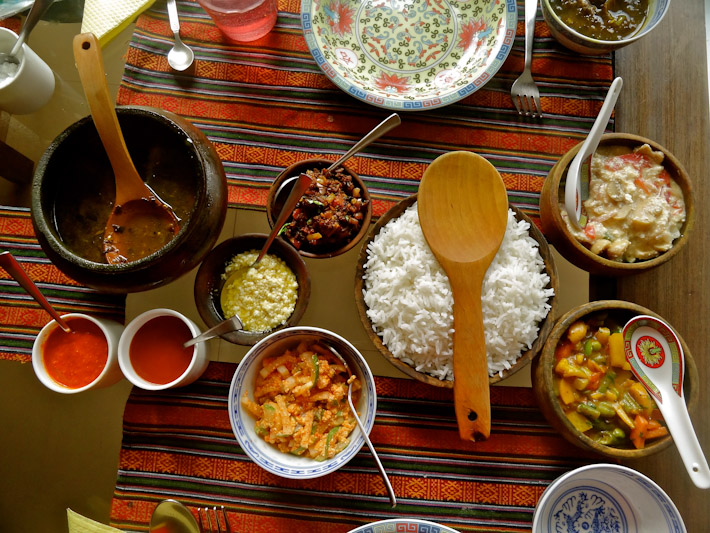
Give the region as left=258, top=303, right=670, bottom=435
left=418, top=151, right=508, bottom=442
left=73, top=33, right=180, bottom=264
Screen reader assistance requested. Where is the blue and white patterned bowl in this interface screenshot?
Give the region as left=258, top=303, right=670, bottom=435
left=301, top=0, right=517, bottom=110
left=533, top=464, right=686, bottom=533
left=228, top=326, right=377, bottom=479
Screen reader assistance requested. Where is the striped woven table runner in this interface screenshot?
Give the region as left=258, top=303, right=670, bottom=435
left=110, top=363, right=595, bottom=532
left=117, top=0, right=614, bottom=220
left=0, top=207, right=126, bottom=363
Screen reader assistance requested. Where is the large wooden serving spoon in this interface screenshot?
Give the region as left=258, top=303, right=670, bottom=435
left=73, top=33, right=180, bottom=264
left=418, top=151, right=508, bottom=441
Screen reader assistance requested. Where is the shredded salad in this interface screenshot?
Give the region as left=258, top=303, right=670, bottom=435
left=242, top=341, right=361, bottom=460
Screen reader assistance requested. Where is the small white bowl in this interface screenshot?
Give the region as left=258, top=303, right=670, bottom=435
left=533, top=463, right=686, bottom=533
left=118, top=308, right=209, bottom=390
left=32, top=313, right=124, bottom=394
left=228, top=326, right=377, bottom=479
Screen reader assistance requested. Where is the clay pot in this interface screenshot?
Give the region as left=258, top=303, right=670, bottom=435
left=31, top=106, right=227, bottom=293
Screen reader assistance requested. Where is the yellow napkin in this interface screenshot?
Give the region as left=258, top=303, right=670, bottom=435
left=81, top=0, right=157, bottom=46
left=67, top=509, right=124, bottom=533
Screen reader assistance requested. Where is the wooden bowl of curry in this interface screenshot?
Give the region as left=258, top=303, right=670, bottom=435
left=540, top=133, right=695, bottom=276
left=532, top=300, right=699, bottom=459
left=266, top=158, right=372, bottom=259
left=31, top=106, right=228, bottom=293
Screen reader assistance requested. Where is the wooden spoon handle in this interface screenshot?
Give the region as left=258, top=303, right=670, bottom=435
left=450, top=271, right=491, bottom=441
left=72, top=33, right=147, bottom=205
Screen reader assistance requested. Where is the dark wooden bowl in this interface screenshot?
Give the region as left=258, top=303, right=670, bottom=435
left=266, top=158, right=372, bottom=259
left=354, top=194, right=558, bottom=387
left=31, top=106, right=228, bottom=293
left=539, top=133, right=695, bottom=276
left=193, top=234, right=310, bottom=345
left=531, top=300, right=699, bottom=459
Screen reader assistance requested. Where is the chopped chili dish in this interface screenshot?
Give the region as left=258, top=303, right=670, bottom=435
left=280, top=167, right=368, bottom=253
left=554, top=314, right=668, bottom=449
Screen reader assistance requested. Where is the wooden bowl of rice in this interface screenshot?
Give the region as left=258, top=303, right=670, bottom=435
left=355, top=194, right=559, bottom=387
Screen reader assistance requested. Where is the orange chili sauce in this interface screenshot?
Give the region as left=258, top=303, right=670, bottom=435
left=42, top=317, right=108, bottom=389
left=129, top=315, right=194, bottom=385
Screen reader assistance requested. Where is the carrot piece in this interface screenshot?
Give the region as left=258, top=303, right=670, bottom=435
left=646, top=427, right=669, bottom=440
left=630, top=414, right=649, bottom=449
left=555, top=340, right=574, bottom=362
left=586, top=372, right=603, bottom=391
left=647, top=419, right=662, bottom=431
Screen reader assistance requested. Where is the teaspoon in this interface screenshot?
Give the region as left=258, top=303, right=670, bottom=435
left=0, top=0, right=55, bottom=66
left=183, top=315, right=243, bottom=348
left=325, top=344, right=397, bottom=508
left=149, top=499, right=199, bottom=533
left=0, top=251, right=71, bottom=332
left=167, top=0, right=194, bottom=71
left=272, top=113, right=401, bottom=216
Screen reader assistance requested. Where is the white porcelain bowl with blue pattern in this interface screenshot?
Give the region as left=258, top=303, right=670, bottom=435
left=533, top=463, right=686, bottom=533
left=228, top=326, right=377, bottom=479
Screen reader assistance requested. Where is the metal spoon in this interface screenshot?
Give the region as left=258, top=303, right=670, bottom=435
left=0, top=0, right=55, bottom=66
left=167, top=0, right=194, bottom=71
left=220, top=173, right=312, bottom=311
left=623, top=315, right=710, bottom=489
left=564, top=77, right=623, bottom=230
left=0, top=251, right=71, bottom=332
left=183, top=315, right=243, bottom=348
left=325, top=343, right=397, bottom=508
left=149, top=499, right=199, bottom=533
left=272, top=113, right=401, bottom=216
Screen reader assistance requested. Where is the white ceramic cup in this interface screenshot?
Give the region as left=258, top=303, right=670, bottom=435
left=32, top=313, right=125, bottom=394
left=0, top=27, right=55, bottom=114
left=118, top=308, right=210, bottom=391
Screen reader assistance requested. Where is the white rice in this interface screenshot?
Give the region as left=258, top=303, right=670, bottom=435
left=362, top=203, right=554, bottom=380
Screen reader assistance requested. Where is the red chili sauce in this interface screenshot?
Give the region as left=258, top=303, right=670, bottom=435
left=42, top=317, right=108, bottom=389
left=129, top=315, right=194, bottom=385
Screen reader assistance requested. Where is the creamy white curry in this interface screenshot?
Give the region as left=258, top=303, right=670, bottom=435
left=561, top=144, right=686, bottom=262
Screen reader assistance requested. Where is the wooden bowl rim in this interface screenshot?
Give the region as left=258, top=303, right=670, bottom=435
left=354, top=193, right=559, bottom=388
left=544, top=133, right=695, bottom=274
left=535, top=299, right=699, bottom=458
left=266, top=157, right=373, bottom=259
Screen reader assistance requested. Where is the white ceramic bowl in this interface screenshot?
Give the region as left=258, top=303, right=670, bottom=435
left=118, top=308, right=209, bottom=390
left=228, top=326, right=377, bottom=479
left=32, top=313, right=124, bottom=394
left=533, top=464, right=686, bottom=533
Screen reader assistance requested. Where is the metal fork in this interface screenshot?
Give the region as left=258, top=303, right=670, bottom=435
left=197, top=506, right=230, bottom=533
left=510, top=0, right=542, bottom=117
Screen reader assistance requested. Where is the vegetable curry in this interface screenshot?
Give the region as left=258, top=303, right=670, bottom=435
left=555, top=314, right=668, bottom=449
left=242, top=341, right=361, bottom=459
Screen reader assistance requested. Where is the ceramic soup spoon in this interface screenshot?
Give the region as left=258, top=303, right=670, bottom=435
left=623, top=315, right=710, bottom=489
left=564, top=77, right=623, bottom=230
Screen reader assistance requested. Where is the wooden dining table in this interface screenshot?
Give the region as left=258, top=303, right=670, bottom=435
left=0, top=0, right=708, bottom=531
left=607, top=1, right=710, bottom=529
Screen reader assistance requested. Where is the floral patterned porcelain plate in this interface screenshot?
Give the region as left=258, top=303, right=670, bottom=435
left=301, top=0, right=517, bottom=110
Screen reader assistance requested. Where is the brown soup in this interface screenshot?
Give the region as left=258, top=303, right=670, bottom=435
left=550, top=0, right=649, bottom=41
left=49, top=114, right=200, bottom=263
